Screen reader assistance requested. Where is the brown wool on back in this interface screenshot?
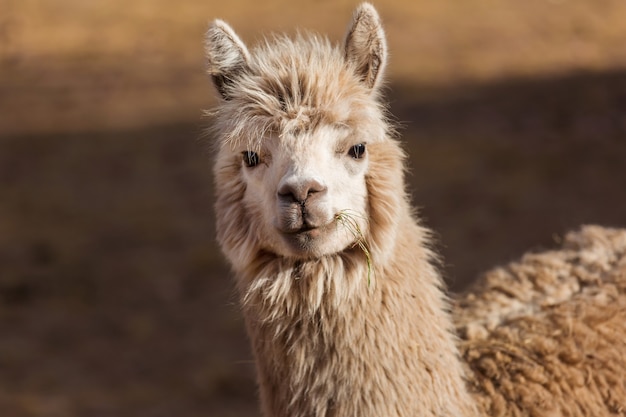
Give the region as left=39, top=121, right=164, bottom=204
left=458, top=226, right=626, bottom=416
left=205, top=4, right=626, bottom=417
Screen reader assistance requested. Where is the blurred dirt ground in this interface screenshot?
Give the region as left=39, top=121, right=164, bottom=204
left=1, top=1, right=626, bottom=416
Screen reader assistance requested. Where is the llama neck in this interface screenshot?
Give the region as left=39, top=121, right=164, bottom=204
left=239, top=219, right=477, bottom=417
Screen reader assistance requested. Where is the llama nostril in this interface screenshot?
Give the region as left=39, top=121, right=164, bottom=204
left=278, top=178, right=327, bottom=203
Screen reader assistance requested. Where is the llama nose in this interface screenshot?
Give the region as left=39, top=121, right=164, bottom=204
left=277, top=177, right=327, bottom=203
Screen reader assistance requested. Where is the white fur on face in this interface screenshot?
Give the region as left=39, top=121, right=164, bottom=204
left=207, top=12, right=390, bottom=269
left=235, top=123, right=369, bottom=259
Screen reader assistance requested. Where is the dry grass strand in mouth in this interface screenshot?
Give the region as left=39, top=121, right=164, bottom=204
left=335, top=210, right=373, bottom=286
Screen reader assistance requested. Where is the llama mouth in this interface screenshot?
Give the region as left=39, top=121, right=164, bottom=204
left=279, top=214, right=328, bottom=236
left=278, top=221, right=331, bottom=251
left=284, top=225, right=322, bottom=238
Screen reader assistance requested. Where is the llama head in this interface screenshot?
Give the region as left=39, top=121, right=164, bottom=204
left=206, top=4, right=402, bottom=275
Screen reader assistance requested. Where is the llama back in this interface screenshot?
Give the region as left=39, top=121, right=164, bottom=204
left=456, top=225, right=626, bottom=416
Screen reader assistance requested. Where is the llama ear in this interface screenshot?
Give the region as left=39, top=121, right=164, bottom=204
left=205, top=20, right=250, bottom=100
left=344, top=3, right=388, bottom=91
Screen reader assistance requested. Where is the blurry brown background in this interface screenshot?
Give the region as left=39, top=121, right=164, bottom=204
left=1, top=0, right=625, bottom=416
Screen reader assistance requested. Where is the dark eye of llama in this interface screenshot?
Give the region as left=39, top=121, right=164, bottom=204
left=242, top=151, right=260, bottom=167
left=348, top=143, right=366, bottom=159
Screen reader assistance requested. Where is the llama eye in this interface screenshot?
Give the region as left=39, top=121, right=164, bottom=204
left=348, top=143, right=366, bottom=159
left=242, top=151, right=260, bottom=167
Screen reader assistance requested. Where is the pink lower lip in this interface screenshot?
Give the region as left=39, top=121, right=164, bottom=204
left=282, top=227, right=321, bottom=237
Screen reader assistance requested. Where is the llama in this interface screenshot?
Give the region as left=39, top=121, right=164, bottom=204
left=205, top=4, right=626, bottom=416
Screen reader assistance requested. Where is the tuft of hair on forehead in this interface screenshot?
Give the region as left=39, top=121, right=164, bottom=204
left=209, top=34, right=389, bottom=152
left=205, top=3, right=390, bottom=150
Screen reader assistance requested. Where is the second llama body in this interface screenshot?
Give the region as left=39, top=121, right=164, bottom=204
left=205, top=4, right=626, bottom=417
